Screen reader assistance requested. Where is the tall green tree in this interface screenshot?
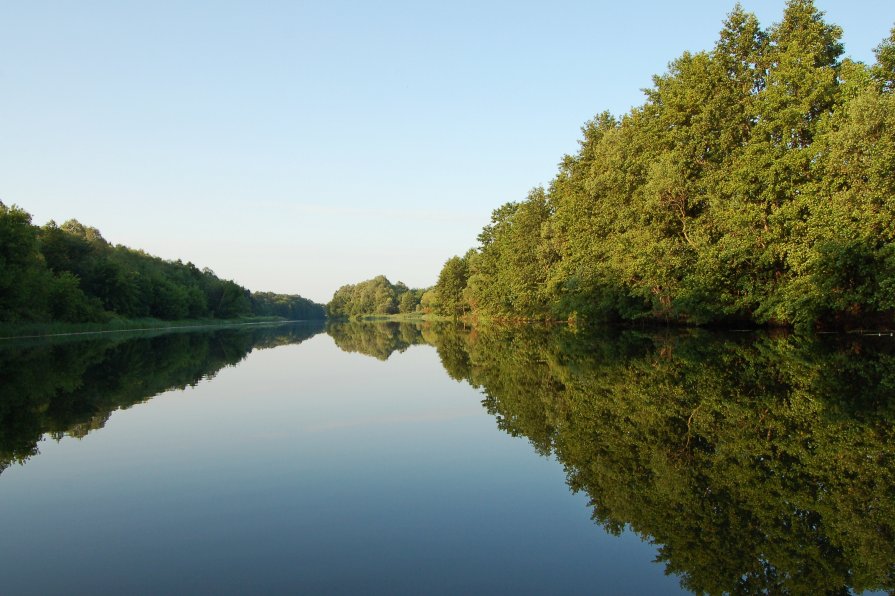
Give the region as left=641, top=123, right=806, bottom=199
left=434, top=254, right=471, bottom=317
left=0, top=203, right=48, bottom=321
left=872, top=25, right=895, bottom=92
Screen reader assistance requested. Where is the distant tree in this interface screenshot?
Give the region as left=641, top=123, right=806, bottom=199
left=399, top=290, right=419, bottom=314
left=419, top=289, right=439, bottom=314
left=326, top=276, right=424, bottom=319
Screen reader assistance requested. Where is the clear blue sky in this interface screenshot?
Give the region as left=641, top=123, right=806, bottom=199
left=2, top=1, right=892, bottom=303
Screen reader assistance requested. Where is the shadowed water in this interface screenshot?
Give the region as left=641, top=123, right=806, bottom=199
left=0, top=321, right=892, bottom=594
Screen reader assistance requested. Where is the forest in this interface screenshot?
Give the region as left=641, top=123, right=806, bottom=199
left=0, top=203, right=325, bottom=324
left=412, top=1, right=894, bottom=331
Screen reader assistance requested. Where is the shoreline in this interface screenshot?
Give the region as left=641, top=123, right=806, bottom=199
left=0, top=316, right=323, bottom=341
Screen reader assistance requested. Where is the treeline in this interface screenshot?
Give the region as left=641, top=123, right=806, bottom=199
left=326, top=275, right=427, bottom=318
left=426, top=1, right=895, bottom=330
left=0, top=203, right=325, bottom=323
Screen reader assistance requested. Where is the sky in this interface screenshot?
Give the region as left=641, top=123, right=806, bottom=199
left=2, top=1, right=892, bottom=304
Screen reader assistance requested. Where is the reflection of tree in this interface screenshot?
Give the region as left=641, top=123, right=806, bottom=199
left=336, top=321, right=895, bottom=594
left=325, top=321, right=428, bottom=361
left=0, top=322, right=323, bottom=472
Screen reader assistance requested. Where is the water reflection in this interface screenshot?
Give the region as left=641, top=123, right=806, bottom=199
left=0, top=322, right=324, bottom=473
left=325, top=320, right=429, bottom=360
left=1, top=319, right=892, bottom=593
left=327, top=321, right=895, bottom=595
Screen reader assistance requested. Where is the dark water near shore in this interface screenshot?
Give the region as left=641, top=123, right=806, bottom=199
left=1, top=321, right=893, bottom=594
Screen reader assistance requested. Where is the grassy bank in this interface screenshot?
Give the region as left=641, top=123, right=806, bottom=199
left=332, top=313, right=452, bottom=323
left=0, top=316, right=312, bottom=340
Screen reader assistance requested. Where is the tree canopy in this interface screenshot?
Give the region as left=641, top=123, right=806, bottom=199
left=326, top=275, right=424, bottom=318
left=0, top=203, right=325, bottom=324
left=427, top=2, right=895, bottom=331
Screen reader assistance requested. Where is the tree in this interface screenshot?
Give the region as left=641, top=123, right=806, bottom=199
left=873, top=24, right=895, bottom=92
left=326, top=276, right=423, bottom=318
left=0, top=202, right=51, bottom=321
left=434, top=254, right=470, bottom=317
left=399, top=290, right=419, bottom=314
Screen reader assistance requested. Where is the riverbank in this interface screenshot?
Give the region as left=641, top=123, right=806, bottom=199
left=0, top=316, right=317, bottom=340
left=329, top=313, right=451, bottom=323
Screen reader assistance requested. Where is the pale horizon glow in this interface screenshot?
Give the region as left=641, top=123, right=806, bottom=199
left=2, top=1, right=892, bottom=303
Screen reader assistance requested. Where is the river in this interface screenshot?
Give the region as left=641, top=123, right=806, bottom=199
left=0, top=321, right=892, bottom=594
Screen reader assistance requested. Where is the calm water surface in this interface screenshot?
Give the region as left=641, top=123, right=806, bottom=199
left=0, top=322, right=892, bottom=594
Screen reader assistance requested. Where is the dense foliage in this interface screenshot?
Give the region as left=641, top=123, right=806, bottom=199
left=0, top=204, right=325, bottom=323
left=328, top=321, right=895, bottom=594
left=326, top=275, right=425, bottom=318
left=429, top=1, right=895, bottom=330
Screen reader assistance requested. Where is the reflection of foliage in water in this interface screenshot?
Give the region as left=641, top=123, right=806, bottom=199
left=0, top=322, right=323, bottom=472
left=325, top=320, right=430, bottom=361
left=331, top=322, right=895, bottom=595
